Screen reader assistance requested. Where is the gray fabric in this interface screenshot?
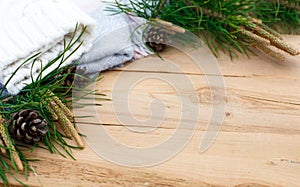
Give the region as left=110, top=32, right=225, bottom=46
left=77, top=5, right=136, bottom=74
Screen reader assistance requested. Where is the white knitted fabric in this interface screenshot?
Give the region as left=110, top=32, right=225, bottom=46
left=0, top=0, right=95, bottom=95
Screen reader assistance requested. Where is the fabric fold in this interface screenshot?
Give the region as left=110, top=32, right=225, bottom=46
left=0, top=0, right=152, bottom=96
left=75, top=0, right=152, bottom=74
left=0, top=0, right=96, bottom=95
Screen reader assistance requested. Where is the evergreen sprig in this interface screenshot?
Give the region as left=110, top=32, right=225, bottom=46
left=254, top=0, right=300, bottom=34
left=0, top=24, right=106, bottom=186
left=109, top=0, right=300, bottom=59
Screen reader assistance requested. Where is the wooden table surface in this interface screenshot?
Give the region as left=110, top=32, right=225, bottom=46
left=7, top=35, right=300, bottom=187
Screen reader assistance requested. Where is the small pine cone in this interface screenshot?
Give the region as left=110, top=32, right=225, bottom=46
left=43, top=66, right=74, bottom=87
left=61, top=66, right=77, bottom=88
left=58, top=66, right=88, bottom=89
left=72, top=66, right=89, bottom=88
left=9, top=109, right=48, bottom=144
left=145, top=27, right=167, bottom=52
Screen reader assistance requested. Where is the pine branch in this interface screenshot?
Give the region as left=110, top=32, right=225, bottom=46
left=0, top=24, right=107, bottom=186
left=254, top=0, right=300, bottom=33
left=109, top=0, right=300, bottom=60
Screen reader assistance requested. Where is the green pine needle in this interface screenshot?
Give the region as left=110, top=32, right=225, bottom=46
left=0, top=24, right=107, bottom=186
left=108, top=0, right=300, bottom=58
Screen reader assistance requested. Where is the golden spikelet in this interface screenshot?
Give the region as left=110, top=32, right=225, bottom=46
left=0, top=137, right=6, bottom=154
left=10, top=149, right=24, bottom=171
left=240, top=28, right=270, bottom=45
left=47, top=105, right=58, bottom=121
left=47, top=91, right=73, bottom=121
left=246, top=23, right=299, bottom=56
left=48, top=99, right=84, bottom=148
left=270, top=37, right=300, bottom=56
left=0, top=116, right=23, bottom=171
left=255, top=44, right=286, bottom=62
left=45, top=101, right=72, bottom=138
left=250, top=17, right=263, bottom=24
left=154, top=18, right=186, bottom=34
left=155, top=18, right=173, bottom=27
left=170, top=25, right=186, bottom=34
left=258, top=23, right=283, bottom=40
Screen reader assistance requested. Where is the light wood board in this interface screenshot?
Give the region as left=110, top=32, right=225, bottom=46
left=5, top=35, right=300, bottom=187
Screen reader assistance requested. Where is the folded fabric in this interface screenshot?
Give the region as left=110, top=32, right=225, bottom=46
left=74, top=0, right=151, bottom=74
left=0, top=0, right=151, bottom=96
left=0, top=0, right=96, bottom=95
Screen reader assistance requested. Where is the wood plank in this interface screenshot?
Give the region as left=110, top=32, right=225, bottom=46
left=117, top=35, right=300, bottom=78
left=4, top=35, right=300, bottom=186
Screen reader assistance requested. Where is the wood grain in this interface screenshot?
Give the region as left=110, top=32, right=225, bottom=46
left=5, top=35, right=300, bottom=187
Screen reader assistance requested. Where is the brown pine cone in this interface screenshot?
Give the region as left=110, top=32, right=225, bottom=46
left=9, top=109, right=48, bottom=143
left=145, top=27, right=167, bottom=52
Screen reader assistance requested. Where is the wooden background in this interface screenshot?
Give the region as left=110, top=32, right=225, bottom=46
left=7, top=35, right=300, bottom=187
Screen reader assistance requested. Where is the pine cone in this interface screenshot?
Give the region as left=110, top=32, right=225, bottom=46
left=43, top=66, right=88, bottom=89
left=9, top=109, right=48, bottom=143
left=145, top=27, right=167, bottom=52
left=59, top=66, right=81, bottom=88
left=72, top=66, right=89, bottom=88
left=61, top=66, right=77, bottom=88
left=59, top=66, right=89, bottom=88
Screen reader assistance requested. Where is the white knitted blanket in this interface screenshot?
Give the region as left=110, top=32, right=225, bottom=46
left=0, top=0, right=96, bottom=95
left=0, top=0, right=151, bottom=95
left=0, top=0, right=150, bottom=95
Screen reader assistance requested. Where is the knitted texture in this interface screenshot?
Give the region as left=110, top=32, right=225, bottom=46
left=74, top=0, right=152, bottom=74
left=0, top=0, right=96, bottom=95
